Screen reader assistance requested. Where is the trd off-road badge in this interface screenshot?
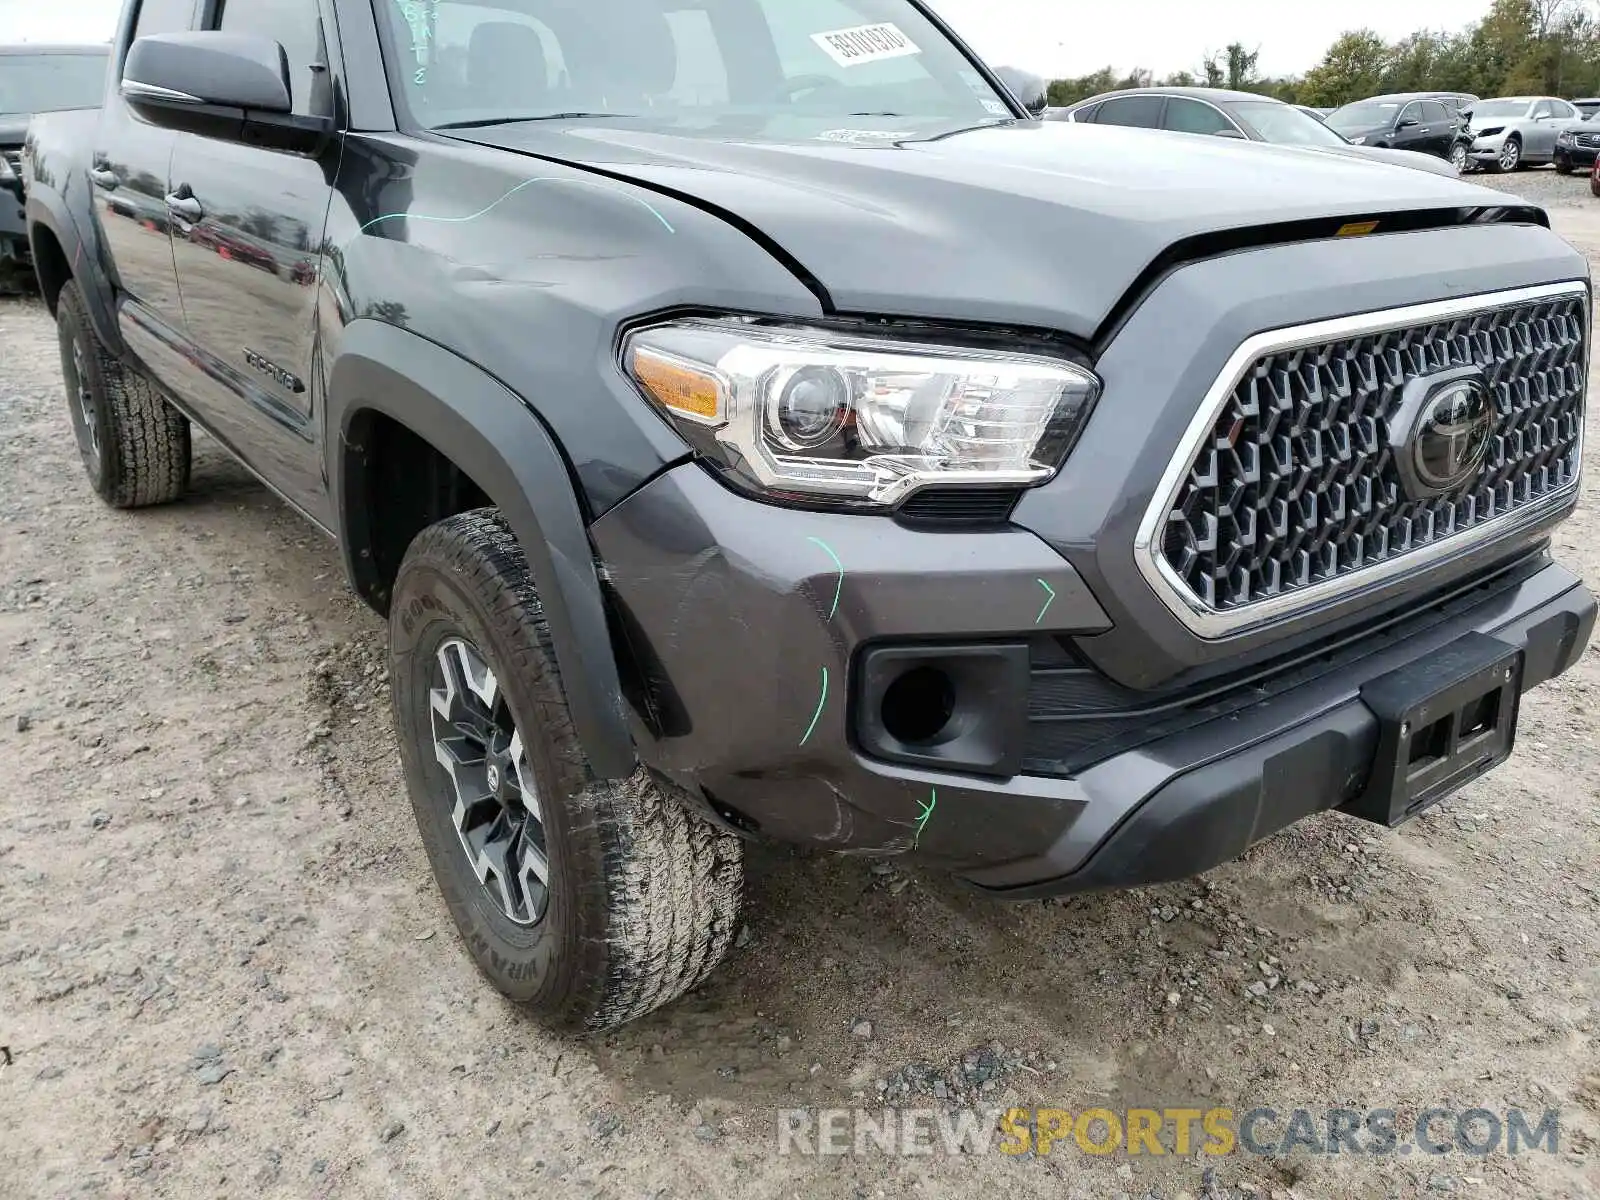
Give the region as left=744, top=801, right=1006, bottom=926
left=1389, top=367, right=1494, bottom=500
left=243, top=348, right=306, bottom=394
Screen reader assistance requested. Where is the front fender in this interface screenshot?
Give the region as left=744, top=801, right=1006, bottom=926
left=327, top=319, right=635, bottom=779
left=23, top=128, right=121, bottom=353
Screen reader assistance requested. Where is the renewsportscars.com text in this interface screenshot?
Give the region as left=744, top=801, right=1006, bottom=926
left=776, top=1106, right=1561, bottom=1158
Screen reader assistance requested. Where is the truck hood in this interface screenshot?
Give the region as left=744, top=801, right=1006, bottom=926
left=454, top=119, right=1526, bottom=339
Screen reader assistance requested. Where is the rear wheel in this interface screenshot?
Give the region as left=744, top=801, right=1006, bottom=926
left=55, top=280, right=190, bottom=507
left=390, top=509, right=745, bottom=1030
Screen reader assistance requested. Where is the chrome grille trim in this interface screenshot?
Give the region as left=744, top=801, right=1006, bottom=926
left=1133, top=281, right=1589, bottom=640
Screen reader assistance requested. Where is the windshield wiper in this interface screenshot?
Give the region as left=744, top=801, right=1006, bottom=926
left=433, top=112, right=633, bottom=130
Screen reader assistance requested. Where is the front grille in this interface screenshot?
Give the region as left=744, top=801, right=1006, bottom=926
left=1578, top=133, right=1600, bottom=148
left=1154, top=289, right=1585, bottom=622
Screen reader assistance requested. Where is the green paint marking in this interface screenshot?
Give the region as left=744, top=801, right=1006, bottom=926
left=807, top=536, right=844, bottom=621
left=1035, top=578, right=1057, bottom=625
left=914, top=788, right=937, bottom=848
left=799, top=666, right=828, bottom=747
left=346, top=176, right=675, bottom=256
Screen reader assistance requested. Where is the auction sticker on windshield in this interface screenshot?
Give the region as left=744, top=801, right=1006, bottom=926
left=811, top=23, right=921, bottom=67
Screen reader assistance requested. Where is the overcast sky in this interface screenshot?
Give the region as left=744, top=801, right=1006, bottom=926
left=1, top=0, right=1489, bottom=79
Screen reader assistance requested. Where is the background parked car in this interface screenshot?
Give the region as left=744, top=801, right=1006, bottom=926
left=1048, top=87, right=1461, bottom=176
left=1553, top=118, right=1600, bottom=173
left=0, top=43, right=109, bottom=292
left=1571, top=97, right=1600, bottom=120
left=1324, top=92, right=1474, bottom=171
left=1461, top=96, right=1582, bottom=171
left=1294, top=105, right=1333, bottom=122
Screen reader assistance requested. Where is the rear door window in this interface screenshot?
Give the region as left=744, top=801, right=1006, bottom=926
left=1094, top=95, right=1163, bottom=129
left=1162, top=97, right=1234, bottom=135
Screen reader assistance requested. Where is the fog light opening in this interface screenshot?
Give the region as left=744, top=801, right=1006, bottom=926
left=880, top=666, right=956, bottom=746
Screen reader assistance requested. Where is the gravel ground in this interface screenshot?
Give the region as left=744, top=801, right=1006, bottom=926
left=3, top=210, right=1600, bottom=1200
left=1469, top=163, right=1596, bottom=207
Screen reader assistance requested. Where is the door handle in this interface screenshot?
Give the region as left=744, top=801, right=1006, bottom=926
left=165, top=192, right=203, bottom=223
left=89, top=167, right=120, bottom=189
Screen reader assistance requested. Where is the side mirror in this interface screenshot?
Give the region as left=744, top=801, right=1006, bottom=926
left=1396, top=117, right=1419, bottom=129
left=992, top=66, right=1048, bottom=118
left=122, top=32, right=328, bottom=152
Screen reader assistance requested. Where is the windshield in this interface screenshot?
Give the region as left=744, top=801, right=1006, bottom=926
left=1465, top=99, right=1533, bottom=120
left=1234, top=101, right=1347, bottom=146
left=378, top=0, right=1009, bottom=133
left=1326, top=101, right=1401, bottom=131
left=0, top=52, right=108, bottom=117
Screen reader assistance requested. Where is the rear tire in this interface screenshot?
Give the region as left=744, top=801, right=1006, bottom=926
left=56, top=280, right=190, bottom=507
left=390, top=509, right=744, bottom=1031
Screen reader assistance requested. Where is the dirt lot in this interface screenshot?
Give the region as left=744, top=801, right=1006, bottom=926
left=3, top=186, right=1599, bottom=1200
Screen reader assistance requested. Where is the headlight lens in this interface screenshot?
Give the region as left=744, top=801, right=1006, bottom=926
left=624, top=319, right=1100, bottom=507
left=1477, top=125, right=1505, bottom=138
left=1559, top=131, right=1574, bottom=143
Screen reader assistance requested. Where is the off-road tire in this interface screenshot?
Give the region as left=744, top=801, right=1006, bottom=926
left=390, top=509, right=744, bottom=1031
left=56, top=280, right=190, bottom=507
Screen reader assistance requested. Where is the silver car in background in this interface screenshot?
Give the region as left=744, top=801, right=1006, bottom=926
left=1466, top=96, right=1581, bottom=171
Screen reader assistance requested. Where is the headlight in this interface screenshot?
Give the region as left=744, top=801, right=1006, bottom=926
left=1477, top=125, right=1505, bottom=138
left=623, top=319, right=1100, bottom=507
left=1559, top=131, right=1574, bottom=143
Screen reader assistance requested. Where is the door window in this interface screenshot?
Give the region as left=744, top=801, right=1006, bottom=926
left=1532, top=100, right=1554, bottom=119
left=1162, top=97, right=1235, bottom=135
left=132, top=0, right=198, bottom=38
left=1094, top=95, right=1163, bottom=129
left=1397, top=102, right=1422, bottom=127
left=214, top=0, right=329, bottom=116
left=1419, top=101, right=1449, bottom=125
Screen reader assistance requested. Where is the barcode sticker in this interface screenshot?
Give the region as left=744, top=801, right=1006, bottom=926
left=810, top=23, right=921, bottom=68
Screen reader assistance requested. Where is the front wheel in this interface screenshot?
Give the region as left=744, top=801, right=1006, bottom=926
left=56, top=280, right=190, bottom=507
left=390, top=509, right=745, bottom=1030
left=1495, top=138, right=1523, bottom=172
left=1450, top=143, right=1470, bottom=173
left=1556, top=156, right=1574, bottom=175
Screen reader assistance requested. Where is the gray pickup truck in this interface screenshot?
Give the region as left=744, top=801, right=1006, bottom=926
left=23, top=0, right=1594, bottom=1031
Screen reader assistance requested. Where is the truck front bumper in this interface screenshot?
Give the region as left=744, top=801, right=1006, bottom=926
left=591, top=463, right=1593, bottom=896
left=0, top=185, right=30, bottom=287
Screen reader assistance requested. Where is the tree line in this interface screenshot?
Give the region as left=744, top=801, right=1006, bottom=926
left=1044, top=0, right=1600, bottom=109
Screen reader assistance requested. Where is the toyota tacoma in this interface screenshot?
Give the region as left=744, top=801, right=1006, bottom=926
left=22, top=0, right=1594, bottom=1030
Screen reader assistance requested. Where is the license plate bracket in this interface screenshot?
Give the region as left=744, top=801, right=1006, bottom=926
left=1350, top=633, right=1523, bottom=827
